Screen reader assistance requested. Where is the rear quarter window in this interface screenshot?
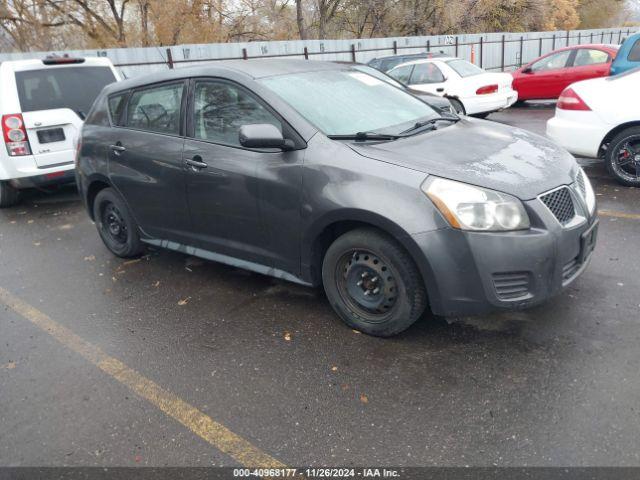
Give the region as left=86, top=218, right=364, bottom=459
left=15, top=66, right=117, bottom=116
left=108, top=92, right=129, bottom=126
left=628, top=39, right=640, bottom=62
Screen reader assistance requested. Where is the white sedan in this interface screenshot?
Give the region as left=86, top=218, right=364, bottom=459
left=547, top=68, right=640, bottom=187
left=387, top=57, right=518, bottom=117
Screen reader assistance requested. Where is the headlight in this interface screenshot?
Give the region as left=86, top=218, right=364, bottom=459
left=422, top=177, right=530, bottom=231
left=577, top=167, right=596, bottom=215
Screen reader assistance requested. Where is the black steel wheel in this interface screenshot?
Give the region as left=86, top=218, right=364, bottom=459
left=93, top=188, right=144, bottom=258
left=322, top=228, right=427, bottom=337
left=606, top=128, right=640, bottom=187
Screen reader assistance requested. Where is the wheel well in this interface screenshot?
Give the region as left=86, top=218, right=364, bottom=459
left=86, top=180, right=110, bottom=220
left=599, top=122, right=640, bottom=157
left=309, top=221, right=427, bottom=297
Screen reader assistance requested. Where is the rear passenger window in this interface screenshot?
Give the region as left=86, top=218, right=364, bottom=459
left=126, top=82, right=184, bottom=135
left=192, top=81, right=281, bottom=147
left=628, top=40, right=640, bottom=62
left=388, top=65, right=413, bottom=84
left=108, top=93, right=128, bottom=126
left=410, top=63, right=445, bottom=84
left=574, top=49, right=609, bottom=66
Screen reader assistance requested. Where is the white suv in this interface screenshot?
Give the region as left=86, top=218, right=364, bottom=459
left=0, top=56, right=120, bottom=207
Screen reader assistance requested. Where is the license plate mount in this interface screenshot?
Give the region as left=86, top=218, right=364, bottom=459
left=37, top=127, right=65, bottom=144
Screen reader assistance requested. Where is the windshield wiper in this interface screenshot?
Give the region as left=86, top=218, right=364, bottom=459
left=328, top=132, right=401, bottom=141
left=399, top=116, right=460, bottom=135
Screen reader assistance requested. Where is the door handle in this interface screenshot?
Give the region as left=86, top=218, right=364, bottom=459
left=186, top=156, right=208, bottom=170
left=110, top=144, right=126, bottom=156
left=436, top=88, right=445, bottom=93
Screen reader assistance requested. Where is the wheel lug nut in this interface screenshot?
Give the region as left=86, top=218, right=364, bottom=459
left=356, top=280, right=363, bottom=286
left=361, top=272, right=369, bottom=278
left=372, top=287, right=380, bottom=294
left=364, top=290, right=371, bottom=296
left=371, top=276, right=378, bottom=283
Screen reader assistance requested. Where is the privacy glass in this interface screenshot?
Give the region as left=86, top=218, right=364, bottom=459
left=16, top=67, right=116, bottom=115
left=261, top=70, right=438, bottom=136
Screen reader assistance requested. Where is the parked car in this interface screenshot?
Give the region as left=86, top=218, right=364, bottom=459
left=0, top=55, right=120, bottom=207
left=78, top=60, right=597, bottom=337
left=336, top=62, right=455, bottom=114
left=511, top=45, right=619, bottom=102
left=547, top=67, right=640, bottom=187
left=367, top=52, right=449, bottom=73
left=387, top=57, right=517, bottom=117
left=610, top=33, right=640, bottom=75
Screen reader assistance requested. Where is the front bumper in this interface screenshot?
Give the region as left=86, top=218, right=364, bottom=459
left=412, top=197, right=598, bottom=317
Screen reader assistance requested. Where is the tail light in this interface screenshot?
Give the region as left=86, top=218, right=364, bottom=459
left=476, top=84, right=499, bottom=95
left=557, top=88, right=591, bottom=111
left=2, top=114, right=31, bottom=156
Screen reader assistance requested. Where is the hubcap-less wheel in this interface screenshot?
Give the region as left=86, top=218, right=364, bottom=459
left=102, top=203, right=128, bottom=245
left=614, top=135, right=640, bottom=183
left=336, top=250, right=398, bottom=321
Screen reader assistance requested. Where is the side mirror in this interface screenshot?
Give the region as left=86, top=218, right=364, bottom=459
left=239, top=124, right=293, bottom=150
left=522, top=66, right=533, bottom=74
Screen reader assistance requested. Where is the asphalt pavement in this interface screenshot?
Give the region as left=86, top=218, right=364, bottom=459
left=1, top=105, right=640, bottom=468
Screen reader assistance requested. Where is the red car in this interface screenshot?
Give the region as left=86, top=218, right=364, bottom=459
left=511, top=44, right=619, bottom=101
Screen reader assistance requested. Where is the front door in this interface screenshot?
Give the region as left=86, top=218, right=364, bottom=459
left=519, top=49, right=573, bottom=99
left=183, top=78, right=304, bottom=274
left=108, top=81, right=191, bottom=241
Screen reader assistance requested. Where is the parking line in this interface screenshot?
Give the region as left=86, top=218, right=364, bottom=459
left=598, top=210, right=640, bottom=221
left=0, top=286, right=285, bottom=469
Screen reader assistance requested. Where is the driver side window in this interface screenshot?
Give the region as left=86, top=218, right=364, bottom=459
left=193, top=80, right=281, bottom=146
left=531, top=50, right=571, bottom=72
left=126, top=82, right=184, bottom=135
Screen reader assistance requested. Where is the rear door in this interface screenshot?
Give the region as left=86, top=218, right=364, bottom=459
left=108, top=81, right=191, bottom=241
left=15, top=65, right=117, bottom=168
left=567, top=48, right=613, bottom=85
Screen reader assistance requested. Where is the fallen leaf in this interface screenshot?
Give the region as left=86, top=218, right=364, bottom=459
left=84, top=255, right=96, bottom=261
left=1, top=362, right=16, bottom=369
left=331, top=366, right=338, bottom=372
left=58, top=224, right=74, bottom=230
left=352, top=329, right=361, bottom=334
left=284, top=332, right=292, bottom=341
left=33, top=242, right=41, bottom=247
left=178, top=297, right=191, bottom=306
left=122, top=258, right=141, bottom=267
left=360, top=393, right=369, bottom=404
left=152, top=281, right=160, bottom=288
left=27, top=219, right=34, bottom=224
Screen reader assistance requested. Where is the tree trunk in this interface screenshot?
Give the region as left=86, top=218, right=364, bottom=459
left=296, top=0, right=306, bottom=39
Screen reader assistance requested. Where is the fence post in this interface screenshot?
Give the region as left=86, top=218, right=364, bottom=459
left=539, top=37, right=542, bottom=56
left=242, top=48, right=248, bottom=60
left=590, top=32, right=593, bottom=43
left=479, top=37, right=483, bottom=68
left=578, top=32, right=581, bottom=45
left=619, top=30, right=622, bottom=44
left=427, top=39, right=431, bottom=52
left=350, top=44, right=356, bottom=62
left=393, top=40, right=397, bottom=54
left=566, top=31, right=569, bottom=46
left=601, top=31, right=605, bottom=42
left=610, top=31, right=614, bottom=43
left=501, top=34, right=505, bottom=72
left=552, top=34, right=556, bottom=50
left=166, top=48, right=173, bottom=69
left=519, top=36, right=523, bottom=67
left=303, top=46, right=308, bottom=60
left=455, top=36, right=459, bottom=57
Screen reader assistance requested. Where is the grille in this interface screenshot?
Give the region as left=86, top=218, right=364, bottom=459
left=492, top=272, right=532, bottom=300
left=540, top=187, right=575, bottom=225
left=562, top=256, right=581, bottom=282
left=575, top=173, right=586, bottom=200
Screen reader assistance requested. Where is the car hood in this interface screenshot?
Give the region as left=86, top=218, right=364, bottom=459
left=347, top=118, right=578, bottom=200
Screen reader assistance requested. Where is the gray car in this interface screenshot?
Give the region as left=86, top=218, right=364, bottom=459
left=77, top=60, right=599, bottom=337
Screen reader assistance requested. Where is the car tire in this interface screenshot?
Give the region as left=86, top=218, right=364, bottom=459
left=93, top=188, right=144, bottom=258
left=322, top=228, right=427, bottom=337
left=0, top=181, right=19, bottom=208
left=605, top=127, right=640, bottom=187
left=449, top=98, right=466, bottom=115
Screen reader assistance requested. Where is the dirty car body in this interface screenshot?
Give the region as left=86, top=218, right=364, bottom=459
left=77, top=60, right=598, bottom=336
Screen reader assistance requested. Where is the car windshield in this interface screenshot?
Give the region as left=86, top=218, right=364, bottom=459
left=447, top=59, right=484, bottom=77
left=260, top=69, right=439, bottom=136
left=15, top=66, right=116, bottom=115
